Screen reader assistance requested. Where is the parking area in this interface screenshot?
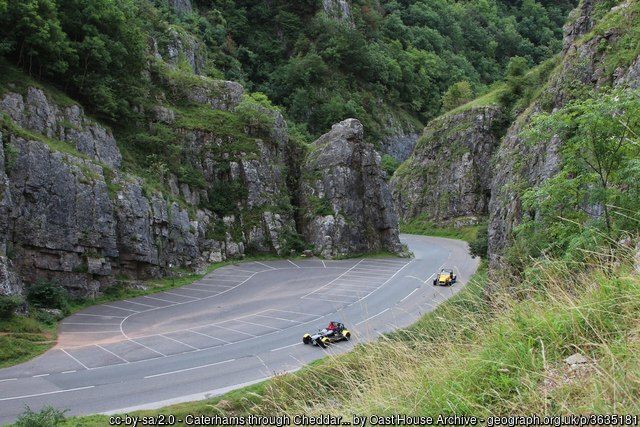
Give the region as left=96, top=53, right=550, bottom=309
left=54, top=257, right=410, bottom=371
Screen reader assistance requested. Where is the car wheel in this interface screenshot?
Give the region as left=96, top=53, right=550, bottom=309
left=303, top=335, right=311, bottom=344
left=433, top=279, right=437, bottom=286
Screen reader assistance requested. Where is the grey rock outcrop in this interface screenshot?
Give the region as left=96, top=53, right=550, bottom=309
left=379, top=115, right=421, bottom=163
left=165, top=27, right=207, bottom=75
left=488, top=0, right=640, bottom=267
left=0, top=77, right=299, bottom=297
left=300, top=119, right=402, bottom=258
left=322, top=0, right=353, bottom=26
left=168, top=0, right=192, bottom=15
left=185, top=79, right=244, bottom=111
left=392, top=106, right=503, bottom=224
left=5, top=135, right=118, bottom=297
left=0, top=88, right=122, bottom=168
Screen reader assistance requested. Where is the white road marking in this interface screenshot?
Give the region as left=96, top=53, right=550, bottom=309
left=255, top=354, right=270, bottom=373
left=62, top=323, right=121, bottom=326
left=356, top=308, right=390, bottom=326
left=236, top=319, right=281, bottom=331
left=103, top=304, right=140, bottom=313
left=322, top=260, right=326, bottom=268
left=142, top=295, right=178, bottom=304
left=0, top=385, right=95, bottom=402
left=61, top=370, right=76, bottom=374
left=254, top=261, right=277, bottom=270
left=129, top=339, right=167, bottom=357
left=212, top=324, right=257, bottom=337
left=0, top=378, right=17, bottom=383
left=323, top=288, right=366, bottom=296
left=188, top=329, right=231, bottom=344
left=268, top=308, right=323, bottom=317
left=96, top=344, right=129, bottom=363
left=271, top=343, right=299, bottom=352
left=333, top=282, right=377, bottom=289
left=180, top=287, right=219, bottom=294
left=400, top=288, right=419, bottom=303
left=160, top=334, right=199, bottom=350
left=305, top=296, right=349, bottom=304
left=163, top=291, right=199, bottom=300
left=191, top=283, right=232, bottom=289
left=227, top=267, right=259, bottom=274
left=33, top=373, right=49, bottom=378
left=61, top=330, right=120, bottom=334
left=201, top=277, right=245, bottom=282
left=60, top=349, right=90, bottom=370
left=121, top=300, right=156, bottom=308
left=74, top=313, right=126, bottom=319
left=254, top=314, right=300, bottom=323
left=344, top=272, right=388, bottom=278
left=144, top=359, right=235, bottom=379
left=302, top=259, right=365, bottom=298
left=287, top=260, right=301, bottom=268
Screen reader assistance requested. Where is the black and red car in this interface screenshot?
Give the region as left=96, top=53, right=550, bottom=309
left=303, top=321, right=351, bottom=348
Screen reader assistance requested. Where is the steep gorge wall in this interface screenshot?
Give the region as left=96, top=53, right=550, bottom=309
left=391, top=106, right=503, bottom=225
left=488, top=0, right=640, bottom=267
left=0, top=80, right=299, bottom=297
left=391, top=0, right=640, bottom=271
left=0, top=78, right=402, bottom=298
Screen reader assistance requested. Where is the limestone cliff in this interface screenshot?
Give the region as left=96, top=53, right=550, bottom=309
left=299, top=119, right=403, bottom=258
left=391, top=106, right=503, bottom=225
left=488, top=0, right=640, bottom=267
left=0, top=80, right=298, bottom=297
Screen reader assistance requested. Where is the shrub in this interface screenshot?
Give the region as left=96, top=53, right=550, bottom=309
left=469, top=225, right=488, bottom=259
left=14, top=405, right=67, bottom=427
left=0, top=294, right=23, bottom=319
left=26, top=280, right=70, bottom=312
left=380, top=154, right=401, bottom=177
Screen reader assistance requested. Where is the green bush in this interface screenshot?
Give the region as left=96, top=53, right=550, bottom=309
left=0, top=294, right=23, bottom=319
left=469, top=225, right=489, bottom=259
left=14, top=405, right=67, bottom=427
left=380, top=154, right=401, bottom=177
left=26, top=280, right=70, bottom=312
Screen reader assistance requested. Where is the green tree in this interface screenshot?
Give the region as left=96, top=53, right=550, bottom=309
left=519, top=88, right=640, bottom=258
left=442, top=81, right=474, bottom=111
left=0, top=0, right=74, bottom=75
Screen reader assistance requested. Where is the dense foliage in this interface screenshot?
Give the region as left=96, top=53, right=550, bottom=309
left=510, top=88, right=640, bottom=265
left=188, top=0, right=577, bottom=139
left=0, top=0, right=576, bottom=141
left=0, top=0, right=147, bottom=120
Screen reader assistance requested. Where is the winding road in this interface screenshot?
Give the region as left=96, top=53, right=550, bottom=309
left=0, top=235, right=478, bottom=424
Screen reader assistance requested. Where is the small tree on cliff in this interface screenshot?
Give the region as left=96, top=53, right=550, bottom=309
left=518, top=88, right=640, bottom=258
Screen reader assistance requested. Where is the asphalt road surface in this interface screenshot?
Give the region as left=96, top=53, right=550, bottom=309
left=0, top=234, right=479, bottom=424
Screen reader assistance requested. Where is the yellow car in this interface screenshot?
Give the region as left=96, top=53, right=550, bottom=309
left=433, top=269, right=457, bottom=286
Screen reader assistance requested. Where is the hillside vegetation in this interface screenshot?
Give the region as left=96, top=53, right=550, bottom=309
left=0, top=0, right=577, bottom=145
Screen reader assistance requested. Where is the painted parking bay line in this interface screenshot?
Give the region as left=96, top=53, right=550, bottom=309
left=144, top=359, right=236, bottom=379
left=0, top=385, right=95, bottom=402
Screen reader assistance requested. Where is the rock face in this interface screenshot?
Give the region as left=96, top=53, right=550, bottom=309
left=0, top=87, right=121, bottom=168
left=392, top=106, right=503, bottom=224
left=322, top=0, right=353, bottom=26
left=0, top=82, right=298, bottom=297
left=488, top=0, right=640, bottom=267
left=299, top=119, right=403, bottom=258
left=379, top=115, right=421, bottom=163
